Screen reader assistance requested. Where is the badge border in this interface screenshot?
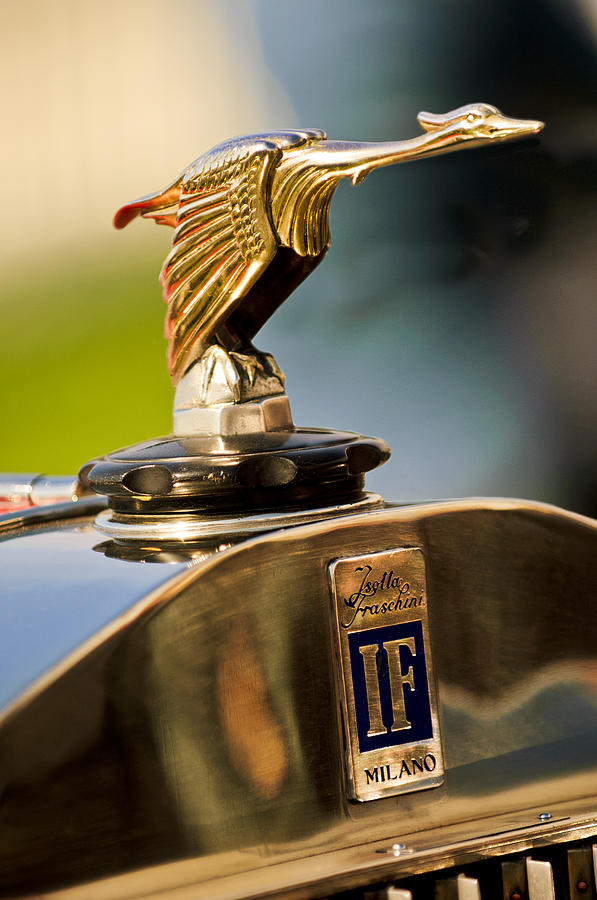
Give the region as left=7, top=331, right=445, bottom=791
left=328, top=547, right=444, bottom=802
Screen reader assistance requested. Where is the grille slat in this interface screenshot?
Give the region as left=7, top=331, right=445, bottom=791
left=526, top=860, right=556, bottom=900
left=435, top=875, right=482, bottom=900
left=502, top=859, right=528, bottom=900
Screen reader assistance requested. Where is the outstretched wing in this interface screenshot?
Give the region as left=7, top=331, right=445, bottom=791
left=114, top=129, right=328, bottom=383
left=162, top=129, right=327, bottom=382
left=163, top=140, right=280, bottom=381
left=271, top=145, right=356, bottom=258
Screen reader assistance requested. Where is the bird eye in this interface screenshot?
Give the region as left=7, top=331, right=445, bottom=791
left=466, top=113, right=478, bottom=123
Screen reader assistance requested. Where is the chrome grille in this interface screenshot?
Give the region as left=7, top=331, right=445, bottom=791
left=354, top=841, right=597, bottom=900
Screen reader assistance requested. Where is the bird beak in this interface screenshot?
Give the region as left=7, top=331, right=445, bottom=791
left=490, top=114, right=544, bottom=141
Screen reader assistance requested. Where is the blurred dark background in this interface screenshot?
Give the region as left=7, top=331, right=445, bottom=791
left=1, top=0, right=596, bottom=512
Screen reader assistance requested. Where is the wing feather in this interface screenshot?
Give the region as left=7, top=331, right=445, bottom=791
left=165, top=239, right=238, bottom=313
left=141, top=129, right=331, bottom=382
left=175, top=191, right=229, bottom=226
left=163, top=143, right=280, bottom=381
left=167, top=259, right=247, bottom=377
left=174, top=207, right=230, bottom=242
left=271, top=149, right=341, bottom=256
left=162, top=222, right=235, bottom=285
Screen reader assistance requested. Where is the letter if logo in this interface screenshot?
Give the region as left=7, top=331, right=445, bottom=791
left=347, top=621, right=432, bottom=752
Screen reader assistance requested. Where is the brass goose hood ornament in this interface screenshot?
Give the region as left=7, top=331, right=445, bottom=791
left=85, top=103, right=543, bottom=539
left=115, top=103, right=542, bottom=391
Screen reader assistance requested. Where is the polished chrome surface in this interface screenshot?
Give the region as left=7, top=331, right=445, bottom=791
left=1, top=497, right=596, bottom=898
left=95, top=492, right=384, bottom=540
left=173, top=381, right=293, bottom=436
left=0, top=473, right=36, bottom=510
left=329, top=547, right=443, bottom=801
left=0, top=473, right=87, bottom=512
left=0, top=494, right=105, bottom=534
left=174, top=345, right=287, bottom=409
left=114, top=106, right=543, bottom=436
left=30, top=474, right=83, bottom=506
left=31, top=804, right=597, bottom=900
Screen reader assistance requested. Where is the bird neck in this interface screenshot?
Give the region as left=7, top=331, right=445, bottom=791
left=344, top=125, right=473, bottom=183
left=277, top=125, right=474, bottom=190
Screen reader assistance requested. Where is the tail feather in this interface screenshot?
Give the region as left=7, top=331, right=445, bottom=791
left=113, top=176, right=183, bottom=229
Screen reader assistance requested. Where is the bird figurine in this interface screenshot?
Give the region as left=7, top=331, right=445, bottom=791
left=115, top=104, right=543, bottom=403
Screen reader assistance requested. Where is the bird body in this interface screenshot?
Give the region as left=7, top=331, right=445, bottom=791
left=115, top=105, right=543, bottom=385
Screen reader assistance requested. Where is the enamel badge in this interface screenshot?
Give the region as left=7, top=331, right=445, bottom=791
left=329, top=548, right=444, bottom=801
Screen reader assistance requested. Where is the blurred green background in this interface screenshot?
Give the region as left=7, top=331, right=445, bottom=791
left=1, top=0, right=596, bottom=512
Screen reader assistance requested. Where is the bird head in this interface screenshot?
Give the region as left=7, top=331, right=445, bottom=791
left=417, top=103, right=544, bottom=146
